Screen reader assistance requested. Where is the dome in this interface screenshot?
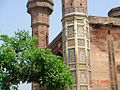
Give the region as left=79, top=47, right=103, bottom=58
left=108, top=6, right=120, bottom=18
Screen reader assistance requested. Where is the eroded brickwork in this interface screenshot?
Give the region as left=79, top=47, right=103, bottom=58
left=86, top=25, right=120, bottom=90
left=90, top=25, right=111, bottom=90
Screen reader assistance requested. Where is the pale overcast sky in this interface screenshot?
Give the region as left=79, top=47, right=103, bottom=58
left=0, top=0, right=120, bottom=90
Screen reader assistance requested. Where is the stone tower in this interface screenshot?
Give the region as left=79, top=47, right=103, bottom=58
left=27, top=0, right=53, bottom=48
left=27, top=0, right=53, bottom=90
left=62, top=0, right=92, bottom=90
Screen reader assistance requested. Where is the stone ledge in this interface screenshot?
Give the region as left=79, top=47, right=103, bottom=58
left=89, top=16, right=120, bottom=26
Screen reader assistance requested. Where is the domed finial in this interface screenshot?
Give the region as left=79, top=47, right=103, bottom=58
left=108, top=6, right=120, bottom=18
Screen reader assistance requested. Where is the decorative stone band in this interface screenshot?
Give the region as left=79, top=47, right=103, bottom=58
left=31, top=21, right=49, bottom=27
left=62, top=13, right=88, bottom=22
left=63, top=6, right=86, bottom=15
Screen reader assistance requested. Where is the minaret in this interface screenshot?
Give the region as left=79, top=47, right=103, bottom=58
left=27, top=0, right=53, bottom=48
left=62, top=0, right=92, bottom=90
left=27, top=0, right=53, bottom=90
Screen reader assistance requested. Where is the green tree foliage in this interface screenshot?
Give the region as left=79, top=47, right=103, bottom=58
left=0, top=30, right=73, bottom=90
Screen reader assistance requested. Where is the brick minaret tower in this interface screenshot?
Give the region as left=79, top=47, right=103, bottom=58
left=62, top=0, right=92, bottom=90
left=27, top=0, right=53, bottom=48
left=27, top=0, right=53, bottom=90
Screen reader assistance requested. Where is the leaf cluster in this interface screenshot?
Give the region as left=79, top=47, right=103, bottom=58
left=0, top=30, right=73, bottom=90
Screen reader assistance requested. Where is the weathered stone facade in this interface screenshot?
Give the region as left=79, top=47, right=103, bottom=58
left=49, top=16, right=120, bottom=90
left=26, top=0, right=120, bottom=90
left=89, top=18, right=120, bottom=90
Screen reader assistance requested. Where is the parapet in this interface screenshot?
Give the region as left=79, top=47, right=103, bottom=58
left=89, top=16, right=120, bottom=26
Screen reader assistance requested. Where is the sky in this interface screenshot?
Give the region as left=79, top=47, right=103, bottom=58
left=0, top=0, right=120, bottom=90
